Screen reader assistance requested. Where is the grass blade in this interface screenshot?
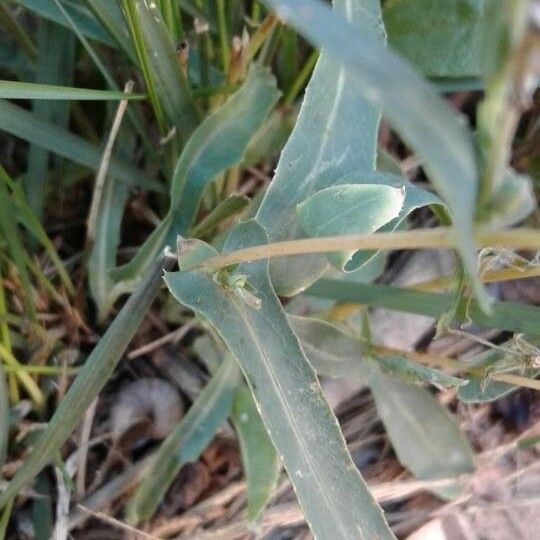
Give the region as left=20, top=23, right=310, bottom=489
left=0, top=365, right=8, bottom=469
left=0, top=80, right=145, bottom=100
left=0, top=253, right=174, bottom=508
left=0, top=169, right=74, bottom=295
left=120, top=0, right=198, bottom=140
left=263, top=0, right=489, bottom=310
left=0, top=99, right=164, bottom=192
left=85, top=0, right=136, bottom=61
left=306, top=279, right=540, bottom=336
left=127, top=356, right=240, bottom=524
left=12, top=0, right=115, bottom=46
left=0, top=175, right=36, bottom=321
left=165, top=220, right=395, bottom=540
left=24, top=18, right=74, bottom=218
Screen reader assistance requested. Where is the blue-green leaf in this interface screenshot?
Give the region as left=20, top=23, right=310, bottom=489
left=231, top=388, right=281, bottom=523
left=257, top=0, right=384, bottom=296
left=368, top=368, right=475, bottom=499
left=111, top=65, right=279, bottom=285
left=165, top=220, right=395, bottom=540
left=263, top=0, right=489, bottom=310
left=12, top=0, right=115, bottom=46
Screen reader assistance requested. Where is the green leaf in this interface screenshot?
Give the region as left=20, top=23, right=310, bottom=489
left=288, top=314, right=369, bottom=379
left=0, top=173, right=36, bottom=320
left=169, top=66, right=279, bottom=230
left=242, top=107, right=295, bottom=167
left=368, top=368, right=474, bottom=499
left=24, top=18, right=74, bottom=219
left=297, top=184, right=405, bottom=270
left=85, top=0, right=137, bottom=62
left=88, top=178, right=130, bottom=323
left=478, top=169, right=536, bottom=229
left=383, top=0, right=494, bottom=77
left=231, top=387, right=281, bottom=523
left=0, top=99, right=164, bottom=193
left=0, top=365, right=8, bottom=469
left=112, top=65, right=279, bottom=284
left=165, top=220, right=395, bottom=540
left=290, top=315, right=465, bottom=389
left=262, top=0, right=489, bottom=310
left=376, top=356, right=468, bottom=389
left=190, top=194, right=250, bottom=238
left=0, top=254, right=174, bottom=509
left=121, top=0, right=198, bottom=140
left=12, top=0, right=115, bottom=46
left=0, top=169, right=74, bottom=295
left=256, top=0, right=383, bottom=296
left=127, top=356, right=240, bottom=524
left=306, top=280, right=540, bottom=336
left=0, top=80, right=146, bottom=100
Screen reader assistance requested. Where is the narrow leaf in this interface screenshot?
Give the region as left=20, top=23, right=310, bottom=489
left=88, top=178, right=130, bottom=323
left=121, top=0, right=198, bottom=139
left=376, top=356, right=468, bottom=389
left=263, top=0, right=489, bottom=309
left=85, top=0, right=136, bottom=61
left=0, top=80, right=145, bottom=100
left=0, top=365, right=8, bottom=468
left=112, top=66, right=279, bottom=283
left=12, top=0, right=115, bottom=46
left=307, top=280, right=540, bottom=336
left=231, top=387, right=281, bottom=523
left=0, top=99, right=163, bottom=192
left=0, top=254, right=174, bottom=508
left=165, top=220, right=395, bottom=540
left=384, top=0, right=492, bottom=77
left=127, top=356, right=240, bottom=524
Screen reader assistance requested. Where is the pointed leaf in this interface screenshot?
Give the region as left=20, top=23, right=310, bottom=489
left=0, top=100, right=163, bottom=192
left=112, top=66, right=279, bottom=283
left=0, top=80, right=145, bottom=100
left=231, top=387, right=281, bottom=523
left=369, top=369, right=474, bottom=499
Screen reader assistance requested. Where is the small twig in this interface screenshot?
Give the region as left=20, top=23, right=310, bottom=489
left=76, top=398, right=98, bottom=498
left=198, top=227, right=540, bottom=271
left=76, top=504, right=161, bottom=540
left=86, top=80, right=134, bottom=245
left=127, top=321, right=195, bottom=359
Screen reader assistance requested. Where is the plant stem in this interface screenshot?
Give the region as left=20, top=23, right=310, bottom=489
left=199, top=227, right=540, bottom=270
left=412, top=265, right=540, bottom=292
left=373, top=345, right=540, bottom=391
